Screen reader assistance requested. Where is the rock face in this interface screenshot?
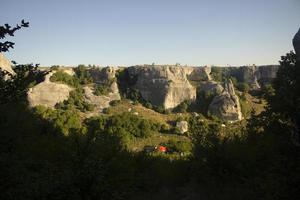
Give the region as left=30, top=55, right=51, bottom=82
left=293, top=28, right=300, bottom=61
left=84, top=66, right=121, bottom=111
left=0, top=53, right=15, bottom=75
left=89, top=67, right=117, bottom=84
left=187, top=66, right=211, bottom=81
left=83, top=82, right=121, bottom=111
left=127, top=65, right=198, bottom=109
left=176, top=121, right=189, bottom=134
left=233, top=65, right=279, bottom=89
left=208, top=79, right=243, bottom=122
left=28, top=72, right=73, bottom=107
left=198, top=81, right=224, bottom=96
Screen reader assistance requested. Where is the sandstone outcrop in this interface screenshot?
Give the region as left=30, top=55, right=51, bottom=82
left=127, top=65, right=198, bottom=109
left=293, top=28, right=300, bottom=61
left=0, top=53, right=15, bottom=75
left=27, top=72, right=73, bottom=107
left=208, top=79, right=242, bottom=122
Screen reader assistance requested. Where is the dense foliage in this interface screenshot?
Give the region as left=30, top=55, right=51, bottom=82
left=50, top=70, right=95, bottom=112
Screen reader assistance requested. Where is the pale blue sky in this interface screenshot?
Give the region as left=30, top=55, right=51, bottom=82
left=1, top=0, right=300, bottom=66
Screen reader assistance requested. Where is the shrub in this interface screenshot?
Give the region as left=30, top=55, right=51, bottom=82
left=173, top=100, right=191, bottom=113
left=105, top=113, right=155, bottom=139
left=94, top=83, right=111, bottom=96
left=56, top=88, right=94, bottom=112
left=74, top=64, right=93, bottom=84
left=110, top=100, right=121, bottom=106
left=50, top=70, right=79, bottom=87
left=237, top=82, right=250, bottom=93
left=34, top=105, right=81, bottom=135
left=196, top=90, right=216, bottom=115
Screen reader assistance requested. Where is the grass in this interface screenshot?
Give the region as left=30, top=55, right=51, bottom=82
left=106, top=99, right=191, bottom=125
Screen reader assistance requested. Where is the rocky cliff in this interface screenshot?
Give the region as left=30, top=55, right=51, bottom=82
left=218, top=65, right=279, bottom=89
left=127, top=65, right=200, bottom=109
left=84, top=67, right=121, bottom=111
left=208, top=79, right=243, bottom=122
left=89, top=66, right=117, bottom=84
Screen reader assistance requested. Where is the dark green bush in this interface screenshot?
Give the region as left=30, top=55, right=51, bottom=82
left=74, top=64, right=93, bottom=84
left=50, top=70, right=80, bottom=87
left=109, top=100, right=121, bottom=106
left=105, top=113, right=155, bottom=139
left=237, top=82, right=250, bottom=92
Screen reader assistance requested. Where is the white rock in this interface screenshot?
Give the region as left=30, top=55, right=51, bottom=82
left=176, top=121, right=189, bottom=134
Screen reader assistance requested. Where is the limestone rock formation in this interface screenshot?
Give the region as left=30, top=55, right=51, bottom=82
left=208, top=79, right=243, bottom=122
left=84, top=67, right=121, bottom=111
left=83, top=81, right=121, bottom=111
left=0, top=53, right=15, bottom=75
left=28, top=72, right=73, bottom=107
left=293, top=28, right=300, bottom=61
left=216, top=65, right=279, bottom=89
left=198, top=81, right=224, bottom=96
left=127, top=65, right=197, bottom=109
left=187, top=66, right=211, bottom=81
left=89, top=66, right=117, bottom=84
left=176, top=121, right=188, bottom=134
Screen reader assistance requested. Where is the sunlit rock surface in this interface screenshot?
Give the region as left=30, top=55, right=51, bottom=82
left=0, top=53, right=15, bottom=75
left=208, top=79, right=243, bottom=122
left=27, top=72, right=73, bottom=107
left=127, top=65, right=202, bottom=109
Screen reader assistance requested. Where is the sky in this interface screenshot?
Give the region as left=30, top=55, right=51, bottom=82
left=1, top=0, right=300, bottom=67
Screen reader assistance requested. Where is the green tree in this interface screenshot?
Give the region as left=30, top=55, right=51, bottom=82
left=268, top=51, right=300, bottom=135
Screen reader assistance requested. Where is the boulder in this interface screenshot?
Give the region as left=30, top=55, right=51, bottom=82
left=208, top=79, right=243, bottom=122
left=28, top=72, right=73, bottom=107
left=127, top=65, right=197, bottom=109
left=293, top=28, right=300, bottom=61
left=176, top=121, right=189, bottom=134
